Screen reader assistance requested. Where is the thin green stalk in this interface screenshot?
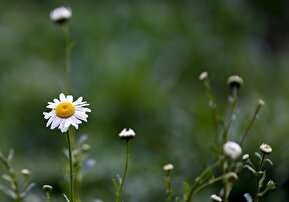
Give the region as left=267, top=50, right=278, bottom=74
left=62, top=25, right=73, bottom=94
left=186, top=160, right=220, bottom=202
left=221, top=94, right=238, bottom=202
left=66, top=130, right=74, bottom=202
left=116, top=140, right=131, bottom=202
left=187, top=174, right=227, bottom=202
left=239, top=104, right=262, bottom=146
left=202, top=79, right=219, bottom=147
left=254, top=153, right=265, bottom=202
left=46, top=192, right=51, bottom=202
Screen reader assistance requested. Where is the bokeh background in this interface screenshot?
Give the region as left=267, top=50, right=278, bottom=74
left=0, top=0, right=289, bottom=201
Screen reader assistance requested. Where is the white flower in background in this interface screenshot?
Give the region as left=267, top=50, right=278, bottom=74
left=210, top=194, right=222, bottom=202
left=50, top=7, right=72, bottom=23
left=259, top=143, right=272, bottom=154
left=223, top=141, right=242, bottom=160
left=199, top=71, right=208, bottom=81
left=227, top=75, right=244, bottom=88
left=43, top=93, right=91, bottom=133
left=163, top=163, right=174, bottom=172
left=242, top=154, right=249, bottom=161
left=119, top=128, right=136, bottom=140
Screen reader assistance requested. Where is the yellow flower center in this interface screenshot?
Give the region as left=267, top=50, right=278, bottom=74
left=55, top=102, right=75, bottom=118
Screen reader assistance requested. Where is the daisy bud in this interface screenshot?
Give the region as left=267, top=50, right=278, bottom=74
left=163, top=163, right=174, bottom=172
left=259, top=143, right=272, bottom=154
left=42, top=185, right=53, bottom=193
left=81, top=144, right=91, bottom=152
left=223, top=141, right=242, bottom=160
left=226, top=172, right=238, bottom=183
left=119, top=128, right=136, bottom=140
left=227, top=75, right=243, bottom=89
left=266, top=180, right=276, bottom=189
left=242, top=154, right=249, bottom=161
left=21, top=169, right=31, bottom=177
left=50, top=7, right=72, bottom=24
left=199, top=71, right=208, bottom=81
left=210, top=194, right=222, bottom=202
left=257, top=99, right=265, bottom=107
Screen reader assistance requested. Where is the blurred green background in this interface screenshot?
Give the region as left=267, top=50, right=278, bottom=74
left=0, top=0, right=289, bottom=201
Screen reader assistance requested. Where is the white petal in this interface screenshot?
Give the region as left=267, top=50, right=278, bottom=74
left=67, top=95, right=73, bottom=103
left=74, top=111, right=88, bottom=122
left=64, top=119, right=71, bottom=128
left=73, top=97, right=83, bottom=105
left=53, top=98, right=60, bottom=104
left=46, top=115, right=56, bottom=127
left=51, top=117, right=61, bottom=129
left=69, top=117, right=79, bottom=129
left=44, top=111, right=55, bottom=119
left=71, top=115, right=82, bottom=124
left=75, top=106, right=91, bottom=112
left=59, top=93, right=66, bottom=102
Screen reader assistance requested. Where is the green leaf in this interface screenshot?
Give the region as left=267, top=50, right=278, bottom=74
left=112, top=178, right=118, bottom=192
left=20, top=183, right=36, bottom=197
left=254, top=152, right=262, bottom=161
left=63, top=194, right=70, bottom=202
left=182, top=182, right=190, bottom=200
left=7, top=149, right=14, bottom=162
left=0, top=184, right=16, bottom=199
left=259, top=171, right=266, bottom=188
left=243, top=165, right=256, bottom=175
left=265, top=158, right=273, bottom=166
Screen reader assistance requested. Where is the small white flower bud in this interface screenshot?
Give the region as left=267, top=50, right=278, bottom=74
left=226, top=172, right=238, bottom=183
left=223, top=141, right=242, bottom=160
left=50, top=7, right=72, bottom=24
left=119, top=128, right=136, bottom=140
left=42, top=185, right=53, bottom=192
left=163, top=163, right=174, bottom=172
left=257, top=99, right=265, bottom=107
left=21, top=169, right=31, bottom=176
left=81, top=144, right=91, bottom=152
left=199, top=71, right=208, bottom=81
left=242, top=154, right=249, bottom=161
left=227, top=75, right=243, bottom=88
left=210, top=194, right=222, bottom=202
left=259, top=143, right=272, bottom=154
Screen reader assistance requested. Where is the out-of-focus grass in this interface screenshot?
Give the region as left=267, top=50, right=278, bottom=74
left=0, top=0, right=288, bottom=201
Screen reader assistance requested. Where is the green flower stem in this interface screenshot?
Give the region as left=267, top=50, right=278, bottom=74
left=62, top=25, right=73, bottom=94
left=116, top=140, right=131, bottom=202
left=46, top=192, right=51, bottom=202
left=186, top=160, right=220, bottom=202
left=66, top=130, right=75, bottom=202
left=187, top=174, right=227, bottom=202
left=164, top=174, right=173, bottom=202
left=221, top=95, right=238, bottom=202
left=239, top=103, right=263, bottom=146
left=254, top=153, right=265, bottom=202
left=202, top=78, right=219, bottom=147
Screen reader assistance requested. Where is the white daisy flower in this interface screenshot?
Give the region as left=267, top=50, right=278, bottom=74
left=223, top=141, right=242, bottom=160
left=119, top=128, right=136, bottom=140
left=163, top=163, right=174, bottom=172
left=43, top=93, right=91, bottom=133
left=50, top=7, right=72, bottom=23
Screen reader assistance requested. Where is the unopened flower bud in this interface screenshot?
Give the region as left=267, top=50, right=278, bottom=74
left=242, top=154, right=249, bottom=161
left=163, top=164, right=174, bottom=172
left=266, top=180, right=276, bottom=188
left=260, top=143, right=272, bottom=154
left=199, top=72, right=208, bottom=81
left=119, top=128, right=136, bottom=140
left=226, top=172, right=238, bottom=183
left=223, top=141, right=242, bottom=160
left=210, top=194, right=222, bottom=202
left=227, top=75, right=243, bottom=88
left=42, top=185, right=53, bottom=192
left=21, top=169, right=31, bottom=176
left=50, top=7, right=72, bottom=24
left=257, top=99, right=265, bottom=107
left=81, top=144, right=91, bottom=152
